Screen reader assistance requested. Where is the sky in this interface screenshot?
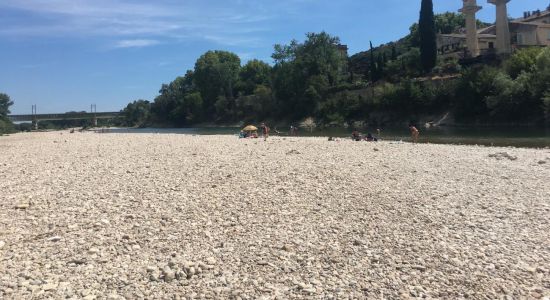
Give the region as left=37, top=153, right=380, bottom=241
left=0, top=0, right=547, bottom=114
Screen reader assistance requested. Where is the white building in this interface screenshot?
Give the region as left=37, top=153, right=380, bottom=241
left=438, top=1, right=550, bottom=57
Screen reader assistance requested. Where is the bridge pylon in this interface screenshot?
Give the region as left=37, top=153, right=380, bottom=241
left=31, top=105, right=38, bottom=131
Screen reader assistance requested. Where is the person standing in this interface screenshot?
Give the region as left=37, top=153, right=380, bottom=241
left=409, top=125, right=420, bottom=143
left=261, top=123, right=270, bottom=141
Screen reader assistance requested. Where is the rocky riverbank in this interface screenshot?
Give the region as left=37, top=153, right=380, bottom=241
left=0, top=132, right=549, bottom=299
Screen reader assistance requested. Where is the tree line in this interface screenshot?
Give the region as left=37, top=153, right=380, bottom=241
left=121, top=6, right=550, bottom=128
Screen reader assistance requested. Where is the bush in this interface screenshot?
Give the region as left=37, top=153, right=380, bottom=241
left=0, top=118, right=15, bottom=135
left=504, top=47, right=543, bottom=79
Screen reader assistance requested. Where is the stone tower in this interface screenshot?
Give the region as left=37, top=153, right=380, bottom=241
left=488, top=0, right=512, bottom=54
left=460, top=0, right=482, bottom=57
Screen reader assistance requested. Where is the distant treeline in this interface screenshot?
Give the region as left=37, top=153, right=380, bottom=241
left=120, top=12, right=549, bottom=128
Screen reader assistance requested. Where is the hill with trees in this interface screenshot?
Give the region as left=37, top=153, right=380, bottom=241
left=117, top=11, right=549, bottom=128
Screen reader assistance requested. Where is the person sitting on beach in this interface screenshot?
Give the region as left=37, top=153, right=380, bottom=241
left=364, top=133, right=377, bottom=142
left=351, top=130, right=361, bottom=141
left=290, top=125, right=298, bottom=136
left=409, top=125, right=420, bottom=143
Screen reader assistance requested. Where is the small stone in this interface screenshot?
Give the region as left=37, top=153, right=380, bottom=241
left=0, top=240, right=5, bottom=249
left=43, top=283, right=58, bottom=291
left=146, top=266, right=157, bottom=273
left=163, top=267, right=175, bottom=283
left=15, top=203, right=30, bottom=209
left=132, top=244, right=141, bottom=250
left=411, top=265, right=426, bottom=272
left=47, top=236, right=62, bottom=242
left=206, top=257, right=217, bottom=265
left=149, top=271, right=160, bottom=282
left=88, top=248, right=99, bottom=255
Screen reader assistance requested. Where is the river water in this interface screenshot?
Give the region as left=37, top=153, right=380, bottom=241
left=105, top=126, right=550, bottom=148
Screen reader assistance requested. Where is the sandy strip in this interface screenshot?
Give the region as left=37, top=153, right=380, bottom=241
left=0, top=132, right=549, bottom=299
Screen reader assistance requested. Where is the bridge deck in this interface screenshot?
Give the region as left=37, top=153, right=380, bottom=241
left=8, top=112, right=120, bottom=122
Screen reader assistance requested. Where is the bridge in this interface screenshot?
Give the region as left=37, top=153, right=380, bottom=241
left=8, top=111, right=120, bottom=129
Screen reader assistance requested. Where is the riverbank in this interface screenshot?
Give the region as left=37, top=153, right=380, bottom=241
left=1, top=132, right=549, bottom=299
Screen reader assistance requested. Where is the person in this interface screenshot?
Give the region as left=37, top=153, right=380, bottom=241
left=290, top=125, right=297, bottom=136
left=409, top=125, right=420, bottom=143
left=351, top=130, right=361, bottom=141
left=364, top=133, right=377, bottom=142
left=261, top=123, right=270, bottom=141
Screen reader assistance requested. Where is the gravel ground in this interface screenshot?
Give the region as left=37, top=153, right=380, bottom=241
left=0, top=132, right=549, bottom=300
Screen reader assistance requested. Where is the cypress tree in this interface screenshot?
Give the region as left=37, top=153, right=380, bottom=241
left=419, top=0, right=437, bottom=72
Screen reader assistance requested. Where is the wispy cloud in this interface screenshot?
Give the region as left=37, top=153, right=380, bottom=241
left=113, top=39, right=160, bottom=49
left=0, top=0, right=304, bottom=47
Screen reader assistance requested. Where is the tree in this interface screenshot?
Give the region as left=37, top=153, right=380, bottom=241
left=194, top=51, right=241, bottom=120
left=237, top=59, right=272, bottom=96
left=391, top=45, right=398, bottom=61
left=0, top=93, right=13, bottom=117
left=0, top=93, right=15, bottom=134
left=271, top=31, right=343, bottom=119
left=122, top=100, right=151, bottom=127
left=419, top=0, right=437, bottom=72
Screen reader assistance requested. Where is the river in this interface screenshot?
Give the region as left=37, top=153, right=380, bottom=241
left=103, top=126, right=550, bottom=148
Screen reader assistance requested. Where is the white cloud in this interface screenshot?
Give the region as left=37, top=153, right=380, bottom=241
left=113, top=39, right=160, bottom=49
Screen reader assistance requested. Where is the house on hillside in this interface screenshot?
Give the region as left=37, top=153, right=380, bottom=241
left=437, top=1, right=550, bottom=58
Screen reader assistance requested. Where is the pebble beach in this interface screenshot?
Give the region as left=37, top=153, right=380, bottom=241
left=0, top=132, right=549, bottom=299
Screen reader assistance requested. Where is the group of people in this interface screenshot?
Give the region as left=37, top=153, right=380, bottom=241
left=351, top=130, right=379, bottom=142
left=351, top=128, right=383, bottom=142
left=239, top=123, right=270, bottom=141
left=240, top=123, right=421, bottom=143
left=350, top=125, right=420, bottom=143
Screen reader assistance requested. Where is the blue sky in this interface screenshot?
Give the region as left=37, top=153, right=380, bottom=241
left=0, top=0, right=546, bottom=114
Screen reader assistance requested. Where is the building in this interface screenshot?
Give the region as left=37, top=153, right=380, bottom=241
left=438, top=1, right=550, bottom=58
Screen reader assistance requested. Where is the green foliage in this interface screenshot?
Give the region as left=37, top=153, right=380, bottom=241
left=504, top=47, right=543, bottom=78
left=0, top=93, right=15, bottom=135
left=0, top=93, right=13, bottom=117
left=237, top=60, right=272, bottom=96
left=150, top=70, right=201, bottom=125
left=194, top=51, right=241, bottom=120
left=272, top=31, right=345, bottom=119
left=419, top=0, right=437, bottom=72
left=121, top=28, right=550, bottom=128
left=543, top=90, right=550, bottom=121
left=122, top=100, right=151, bottom=127
left=453, top=67, right=497, bottom=121
left=317, top=91, right=363, bottom=125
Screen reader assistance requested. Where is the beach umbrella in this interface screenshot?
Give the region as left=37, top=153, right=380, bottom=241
left=242, top=125, right=258, bottom=131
